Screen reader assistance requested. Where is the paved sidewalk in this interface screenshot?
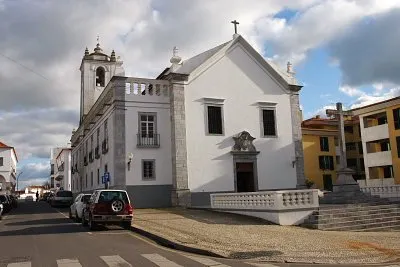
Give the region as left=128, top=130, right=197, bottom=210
left=132, top=208, right=400, bottom=264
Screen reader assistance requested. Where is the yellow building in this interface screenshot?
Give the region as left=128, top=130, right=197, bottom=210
left=301, top=116, right=364, bottom=190
left=351, top=97, right=400, bottom=185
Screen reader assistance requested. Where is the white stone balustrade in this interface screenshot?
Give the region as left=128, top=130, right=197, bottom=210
left=210, top=190, right=319, bottom=225
left=123, top=78, right=170, bottom=97
left=361, top=185, right=400, bottom=199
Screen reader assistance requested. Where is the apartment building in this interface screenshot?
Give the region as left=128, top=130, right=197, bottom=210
left=352, top=97, right=400, bottom=186
left=302, top=116, right=365, bottom=190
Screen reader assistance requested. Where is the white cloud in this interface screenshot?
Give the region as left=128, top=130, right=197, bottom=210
left=339, top=85, right=365, bottom=97
left=304, top=104, right=337, bottom=119
left=350, top=87, right=400, bottom=109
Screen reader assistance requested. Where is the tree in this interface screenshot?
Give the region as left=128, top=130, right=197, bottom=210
left=42, top=181, right=50, bottom=190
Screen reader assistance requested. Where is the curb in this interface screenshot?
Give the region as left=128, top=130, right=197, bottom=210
left=130, top=226, right=225, bottom=258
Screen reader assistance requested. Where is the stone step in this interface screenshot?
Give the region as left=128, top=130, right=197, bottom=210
left=310, top=215, right=400, bottom=230
left=315, top=218, right=400, bottom=231
left=317, top=204, right=400, bottom=214
left=312, top=207, right=400, bottom=219
left=352, top=224, right=400, bottom=232
left=308, top=210, right=400, bottom=224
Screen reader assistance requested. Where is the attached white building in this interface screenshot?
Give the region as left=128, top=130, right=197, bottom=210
left=50, top=147, right=72, bottom=190
left=71, top=35, right=306, bottom=208
left=0, top=141, right=18, bottom=192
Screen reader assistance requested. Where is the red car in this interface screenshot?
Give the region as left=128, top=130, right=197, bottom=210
left=82, top=190, right=133, bottom=231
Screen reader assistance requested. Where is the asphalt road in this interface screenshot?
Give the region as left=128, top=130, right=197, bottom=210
left=0, top=201, right=398, bottom=267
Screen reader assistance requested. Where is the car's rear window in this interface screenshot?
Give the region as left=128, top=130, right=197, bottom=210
left=82, top=195, right=91, bottom=202
left=56, top=191, right=73, bottom=197
left=98, top=191, right=129, bottom=203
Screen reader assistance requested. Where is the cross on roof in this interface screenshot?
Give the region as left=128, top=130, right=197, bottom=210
left=326, top=103, right=352, bottom=117
left=231, top=20, right=239, bottom=34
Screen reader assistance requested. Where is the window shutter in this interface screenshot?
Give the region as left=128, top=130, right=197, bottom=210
left=397, top=136, right=400, bottom=158
left=319, top=156, right=324, bottom=169
left=329, top=156, right=334, bottom=170
left=320, top=137, right=323, bottom=151
left=263, top=109, right=276, bottom=136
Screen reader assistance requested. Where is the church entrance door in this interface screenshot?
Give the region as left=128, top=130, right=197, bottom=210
left=236, top=162, right=255, bottom=192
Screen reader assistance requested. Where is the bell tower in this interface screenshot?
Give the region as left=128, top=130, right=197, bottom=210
left=79, top=40, right=125, bottom=124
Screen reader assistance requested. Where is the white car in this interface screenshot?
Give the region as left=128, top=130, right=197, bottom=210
left=69, top=193, right=91, bottom=221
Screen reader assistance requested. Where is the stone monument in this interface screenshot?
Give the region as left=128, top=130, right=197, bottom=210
left=322, top=103, right=380, bottom=204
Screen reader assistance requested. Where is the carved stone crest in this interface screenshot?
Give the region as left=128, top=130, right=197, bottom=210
left=232, top=131, right=256, bottom=152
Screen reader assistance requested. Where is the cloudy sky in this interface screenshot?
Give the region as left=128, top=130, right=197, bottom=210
left=1, top=0, right=400, bottom=188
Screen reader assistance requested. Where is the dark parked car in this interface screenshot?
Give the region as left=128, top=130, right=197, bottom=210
left=9, top=195, right=18, bottom=208
left=50, top=190, right=73, bottom=207
left=0, top=195, right=12, bottom=213
left=41, top=192, right=51, bottom=201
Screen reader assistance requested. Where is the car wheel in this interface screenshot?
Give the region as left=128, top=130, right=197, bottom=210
left=75, top=211, right=81, bottom=222
left=121, top=221, right=131, bottom=230
left=88, top=215, right=97, bottom=231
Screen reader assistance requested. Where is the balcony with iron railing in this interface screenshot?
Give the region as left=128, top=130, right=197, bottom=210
left=137, top=133, right=160, bottom=148
left=58, top=162, right=64, bottom=172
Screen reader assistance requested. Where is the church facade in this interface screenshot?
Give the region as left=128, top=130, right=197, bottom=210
left=70, top=34, right=305, bottom=208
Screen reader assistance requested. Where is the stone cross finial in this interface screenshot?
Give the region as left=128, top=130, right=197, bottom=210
left=231, top=20, right=239, bottom=34
left=173, top=46, right=178, bottom=57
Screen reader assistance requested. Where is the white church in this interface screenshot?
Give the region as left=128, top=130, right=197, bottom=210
left=70, top=33, right=306, bottom=208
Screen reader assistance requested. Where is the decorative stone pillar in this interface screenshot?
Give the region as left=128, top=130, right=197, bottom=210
left=167, top=73, right=190, bottom=207
left=289, top=90, right=306, bottom=188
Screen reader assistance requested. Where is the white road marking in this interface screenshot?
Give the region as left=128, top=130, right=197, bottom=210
left=142, top=254, right=183, bottom=267
left=182, top=254, right=230, bottom=266
left=100, top=255, right=132, bottom=267
left=7, top=262, right=31, bottom=267
left=56, top=259, right=82, bottom=267
left=56, top=209, right=69, bottom=219
left=245, top=262, right=280, bottom=267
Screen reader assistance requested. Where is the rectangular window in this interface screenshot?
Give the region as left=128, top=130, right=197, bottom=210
left=336, top=156, right=340, bottom=164
left=396, top=136, right=400, bottom=158
left=262, top=109, right=276, bottom=136
left=346, top=142, right=356, bottom=151
left=104, top=119, right=108, bottom=140
left=207, top=105, right=223, bottom=135
left=142, top=160, right=155, bottom=180
left=97, top=169, right=100, bottom=185
left=97, top=128, right=100, bottom=147
left=139, top=113, right=156, bottom=137
left=91, top=135, right=94, bottom=151
left=320, top=137, right=329, bottom=152
left=318, top=156, right=334, bottom=170
left=380, top=141, right=390, bottom=151
left=383, top=165, right=394, bottom=178
left=344, top=126, right=353, bottom=133
left=393, top=108, right=400, bottom=130
left=105, top=164, right=108, bottom=173
left=378, top=116, right=387, bottom=125
left=347, top=158, right=357, bottom=170
left=90, top=171, right=93, bottom=187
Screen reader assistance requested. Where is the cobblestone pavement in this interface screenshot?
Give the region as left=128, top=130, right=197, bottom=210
left=132, top=208, right=400, bottom=264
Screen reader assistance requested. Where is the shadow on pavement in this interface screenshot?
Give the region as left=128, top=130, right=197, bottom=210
left=165, top=208, right=273, bottom=225
left=0, top=224, right=88, bottom=236
left=12, top=201, right=62, bottom=215
left=6, top=217, right=71, bottom=226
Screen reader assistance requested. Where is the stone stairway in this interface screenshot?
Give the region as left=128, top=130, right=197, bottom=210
left=302, top=202, right=400, bottom=231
